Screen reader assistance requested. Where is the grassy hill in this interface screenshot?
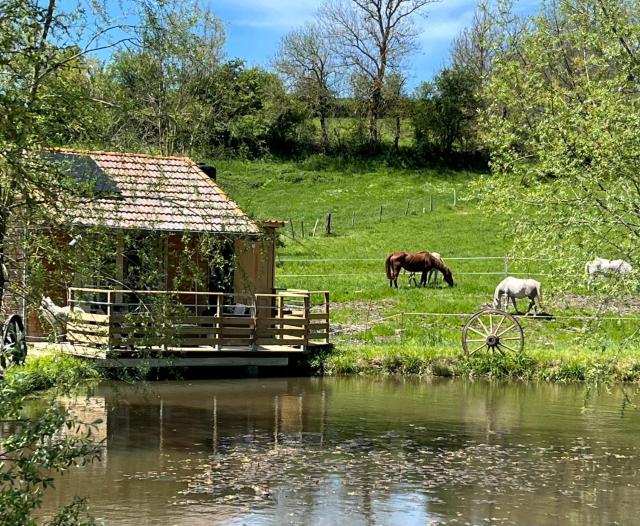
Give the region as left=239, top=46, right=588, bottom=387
left=216, top=158, right=640, bottom=379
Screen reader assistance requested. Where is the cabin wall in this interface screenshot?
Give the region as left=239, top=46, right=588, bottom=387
left=233, top=235, right=275, bottom=295
left=25, top=229, right=278, bottom=338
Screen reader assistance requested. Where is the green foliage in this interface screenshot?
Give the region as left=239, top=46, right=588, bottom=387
left=479, top=0, right=640, bottom=295
left=4, top=354, right=100, bottom=396
left=99, top=0, right=225, bottom=155
left=0, top=355, right=101, bottom=525
left=412, top=67, right=481, bottom=154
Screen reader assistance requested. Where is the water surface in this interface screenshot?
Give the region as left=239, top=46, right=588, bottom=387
left=43, top=378, right=640, bottom=525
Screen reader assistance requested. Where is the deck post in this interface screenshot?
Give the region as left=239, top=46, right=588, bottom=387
left=303, top=294, right=310, bottom=350
left=215, top=293, right=223, bottom=351
left=277, top=295, right=284, bottom=342
left=106, top=290, right=113, bottom=349
left=324, top=291, right=330, bottom=345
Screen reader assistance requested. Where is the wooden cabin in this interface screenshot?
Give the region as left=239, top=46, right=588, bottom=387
left=19, top=150, right=329, bottom=362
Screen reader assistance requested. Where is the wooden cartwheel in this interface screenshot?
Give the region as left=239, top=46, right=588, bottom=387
left=461, top=309, right=524, bottom=356
left=1, top=314, right=28, bottom=371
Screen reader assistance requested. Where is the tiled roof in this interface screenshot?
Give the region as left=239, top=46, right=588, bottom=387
left=57, top=150, right=260, bottom=235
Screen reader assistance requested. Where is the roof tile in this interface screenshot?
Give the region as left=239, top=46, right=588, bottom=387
left=60, top=150, right=260, bottom=235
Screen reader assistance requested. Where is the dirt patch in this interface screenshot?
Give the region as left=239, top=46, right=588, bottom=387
left=553, top=293, right=640, bottom=315
left=330, top=298, right=398, bottom=337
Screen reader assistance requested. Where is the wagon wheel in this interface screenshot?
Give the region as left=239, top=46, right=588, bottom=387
left=461, top=309, right=524, bottom=356
left=1, top=315, right=28, bottom=370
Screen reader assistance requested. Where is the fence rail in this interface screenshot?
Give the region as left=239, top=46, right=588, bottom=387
left=274, top=254, right=552, bottom=281
left=66, top=288, right=330, bottom=352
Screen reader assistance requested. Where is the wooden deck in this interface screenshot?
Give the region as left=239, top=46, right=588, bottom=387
left=62, top=288, right=330, bottom=365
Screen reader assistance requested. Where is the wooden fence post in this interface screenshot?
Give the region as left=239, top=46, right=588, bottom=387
left=289, top=218, right=295, bottom=239
left=379, top=205, right=383, bottom=222
left=352, top=210, right=356, bottom=226
left=312, top=218, right=319, bottom=237
left=453, top=189, right=457, bottom=207
left=504, top=256, right=509, bottom=277
left=429, top=194, right=433, bottom=212
left=300, top=220, right=305, bottom=238
left=325, top=213, right=332, bottom=235
left=405, top=200, right=410, bottom=216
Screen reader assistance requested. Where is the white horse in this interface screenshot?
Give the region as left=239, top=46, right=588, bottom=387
left=493, top=277, right=543, bottom=315
left=407, top=252, right=446, bottom=287
left=39, top=296, right=84, bottom=340
left=585, top=257, right=633, bottom=286
left=425, top=252, right=445, bottom=286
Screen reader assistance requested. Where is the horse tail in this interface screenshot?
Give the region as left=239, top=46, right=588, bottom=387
left=493, top=285, right=501, bottom=309
left=385, top=254, right=393, bottom=280
left=535, top=281, right=543, bottom=308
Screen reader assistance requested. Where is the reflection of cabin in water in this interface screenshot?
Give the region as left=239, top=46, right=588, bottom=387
left=24, top=150, right=329, bottom=363
left=76, top=381, right=327, bottom=451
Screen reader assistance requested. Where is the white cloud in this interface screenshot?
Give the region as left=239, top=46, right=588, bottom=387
left=417, top=0, right=476, bottom=44
left=213, top=0, right=321, bottom=29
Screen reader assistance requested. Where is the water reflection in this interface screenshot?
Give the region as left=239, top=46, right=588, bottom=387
left=42, top=378, right=640, bottom=525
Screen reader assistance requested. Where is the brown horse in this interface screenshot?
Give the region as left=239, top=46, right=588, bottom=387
left=384, top=251, right=454, bottom=289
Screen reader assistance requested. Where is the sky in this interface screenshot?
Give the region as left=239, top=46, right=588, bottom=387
left=63, top=0, right=538, bottom=90
left=214, top=0, right=483, bottom=88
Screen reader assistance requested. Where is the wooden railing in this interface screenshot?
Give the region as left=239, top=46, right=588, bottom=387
left=66, top=288, right=330, bottom=351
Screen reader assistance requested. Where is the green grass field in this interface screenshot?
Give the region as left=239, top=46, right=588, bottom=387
left=216, top=158, right=640, bottom=379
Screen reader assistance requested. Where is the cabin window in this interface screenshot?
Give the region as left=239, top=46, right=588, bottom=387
left=123, top=233, right=167, bottom=290
left=207, top=238, right=234, bottom=294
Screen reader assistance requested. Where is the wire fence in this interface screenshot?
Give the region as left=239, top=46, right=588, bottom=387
left=279, top=191, right=465, bottom=239
left=275, top=254, right=551, bottom=280
left=329, top=310, right=640, bottom=342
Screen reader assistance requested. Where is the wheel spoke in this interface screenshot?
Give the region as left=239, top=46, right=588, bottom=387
left=469, top=343, right=487, bottom=355
left=468, top=326, right=488, bottom=338
left=465, top=338, right=487, bottom=343
left=498, top=342, right=520, bottom=353
left=500, top=336, right=523, bottom=341
left=494, top=315, right=506, bottom=334
left=489, top=313, right=493, bottom=333
left=497, top=324, right=516, bottom=337
left=476, top=317, right=490, bottom=336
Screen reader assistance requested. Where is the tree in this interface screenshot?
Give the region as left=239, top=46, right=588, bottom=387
left=275, top=22, right=337, bottom=151
left=451, top=2, right=495, bottom=86
left=104, top=0, right=225, bottom=155
left=0, top=0, right=130, bottom=311
left=382, top=73, right=409, bottom=151
left=0, top=3, right=126, bottom=523
left=320, top=0, right=435, bottom=148
left=0, top=360, right=102, bottom=525
left=479, top=0, right=640, bottom=293
left=412, top=67, right=480, bottom=154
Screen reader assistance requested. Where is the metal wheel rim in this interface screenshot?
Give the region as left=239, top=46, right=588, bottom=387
left=462, top=309, right=524, bottom=356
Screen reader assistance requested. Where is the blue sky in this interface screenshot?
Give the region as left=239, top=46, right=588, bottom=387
left=215, top=0, right=484, bottom=88
left=66, top=0, right=538, bottom=90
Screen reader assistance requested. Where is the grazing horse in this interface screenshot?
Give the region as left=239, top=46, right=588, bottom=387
left=407, top=252, right=445, bottom=287
left=493, top=277, right=542, bottom=315
left=585, top=257, right=633, bottom=287
left=385, top=251, right=454, bottom=289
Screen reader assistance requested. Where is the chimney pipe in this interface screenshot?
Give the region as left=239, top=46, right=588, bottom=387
left=197, top=162, right=216, bottom=181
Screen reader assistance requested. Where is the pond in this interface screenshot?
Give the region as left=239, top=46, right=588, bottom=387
left=42, top=377, right=640, bottom=525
